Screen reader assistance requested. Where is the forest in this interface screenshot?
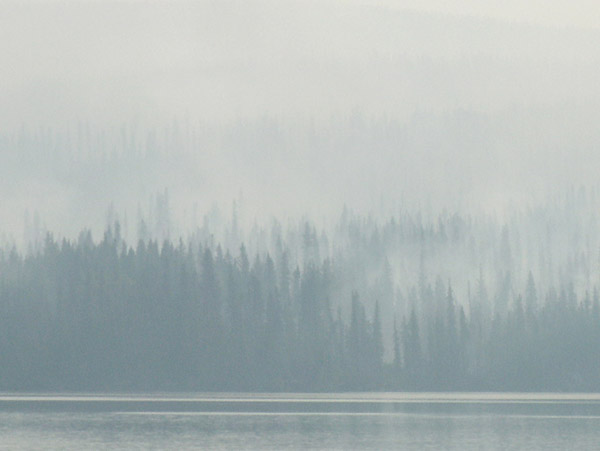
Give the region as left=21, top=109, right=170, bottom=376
left=2, top=189, right=600, bottom=392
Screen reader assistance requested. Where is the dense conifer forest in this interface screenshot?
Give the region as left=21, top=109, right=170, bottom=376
left=2, top=112, right=600, bottom=393
left=2, top=192, right=600, bottom=392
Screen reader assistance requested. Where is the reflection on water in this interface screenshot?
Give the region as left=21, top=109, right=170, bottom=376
left=1, top=393, right=600, bottom=450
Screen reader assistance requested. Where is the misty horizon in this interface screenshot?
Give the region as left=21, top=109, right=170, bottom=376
left=3, top=1, right=600, bottom=448
left=3, top=0, right=600, bottom=246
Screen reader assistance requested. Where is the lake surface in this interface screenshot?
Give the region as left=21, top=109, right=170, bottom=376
left=2, top=392, right=600, bottom=450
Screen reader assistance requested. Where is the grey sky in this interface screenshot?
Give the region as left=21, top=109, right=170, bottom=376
left=2, top=0, right=599, bottom=127
left=1, top=0, right=600, bottom=242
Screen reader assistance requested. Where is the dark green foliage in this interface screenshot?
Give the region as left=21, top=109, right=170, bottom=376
left=1, top=219, right=600, bottom=392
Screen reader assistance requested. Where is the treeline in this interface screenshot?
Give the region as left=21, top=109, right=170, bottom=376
left=0, top=225, right=379, bottom=391
left=1, top=220, right=600, bottom=391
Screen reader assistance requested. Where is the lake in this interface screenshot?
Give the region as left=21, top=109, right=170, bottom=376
left=2, top=393, right=600, bottom=449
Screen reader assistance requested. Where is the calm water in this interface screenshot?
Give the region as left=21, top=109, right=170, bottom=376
left=2, top=393, right=600, bottom=450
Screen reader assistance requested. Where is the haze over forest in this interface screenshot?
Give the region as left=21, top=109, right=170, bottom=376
left=2, top=0, right=600, bottom=391
left=3, top=0, right=600, bottom=240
